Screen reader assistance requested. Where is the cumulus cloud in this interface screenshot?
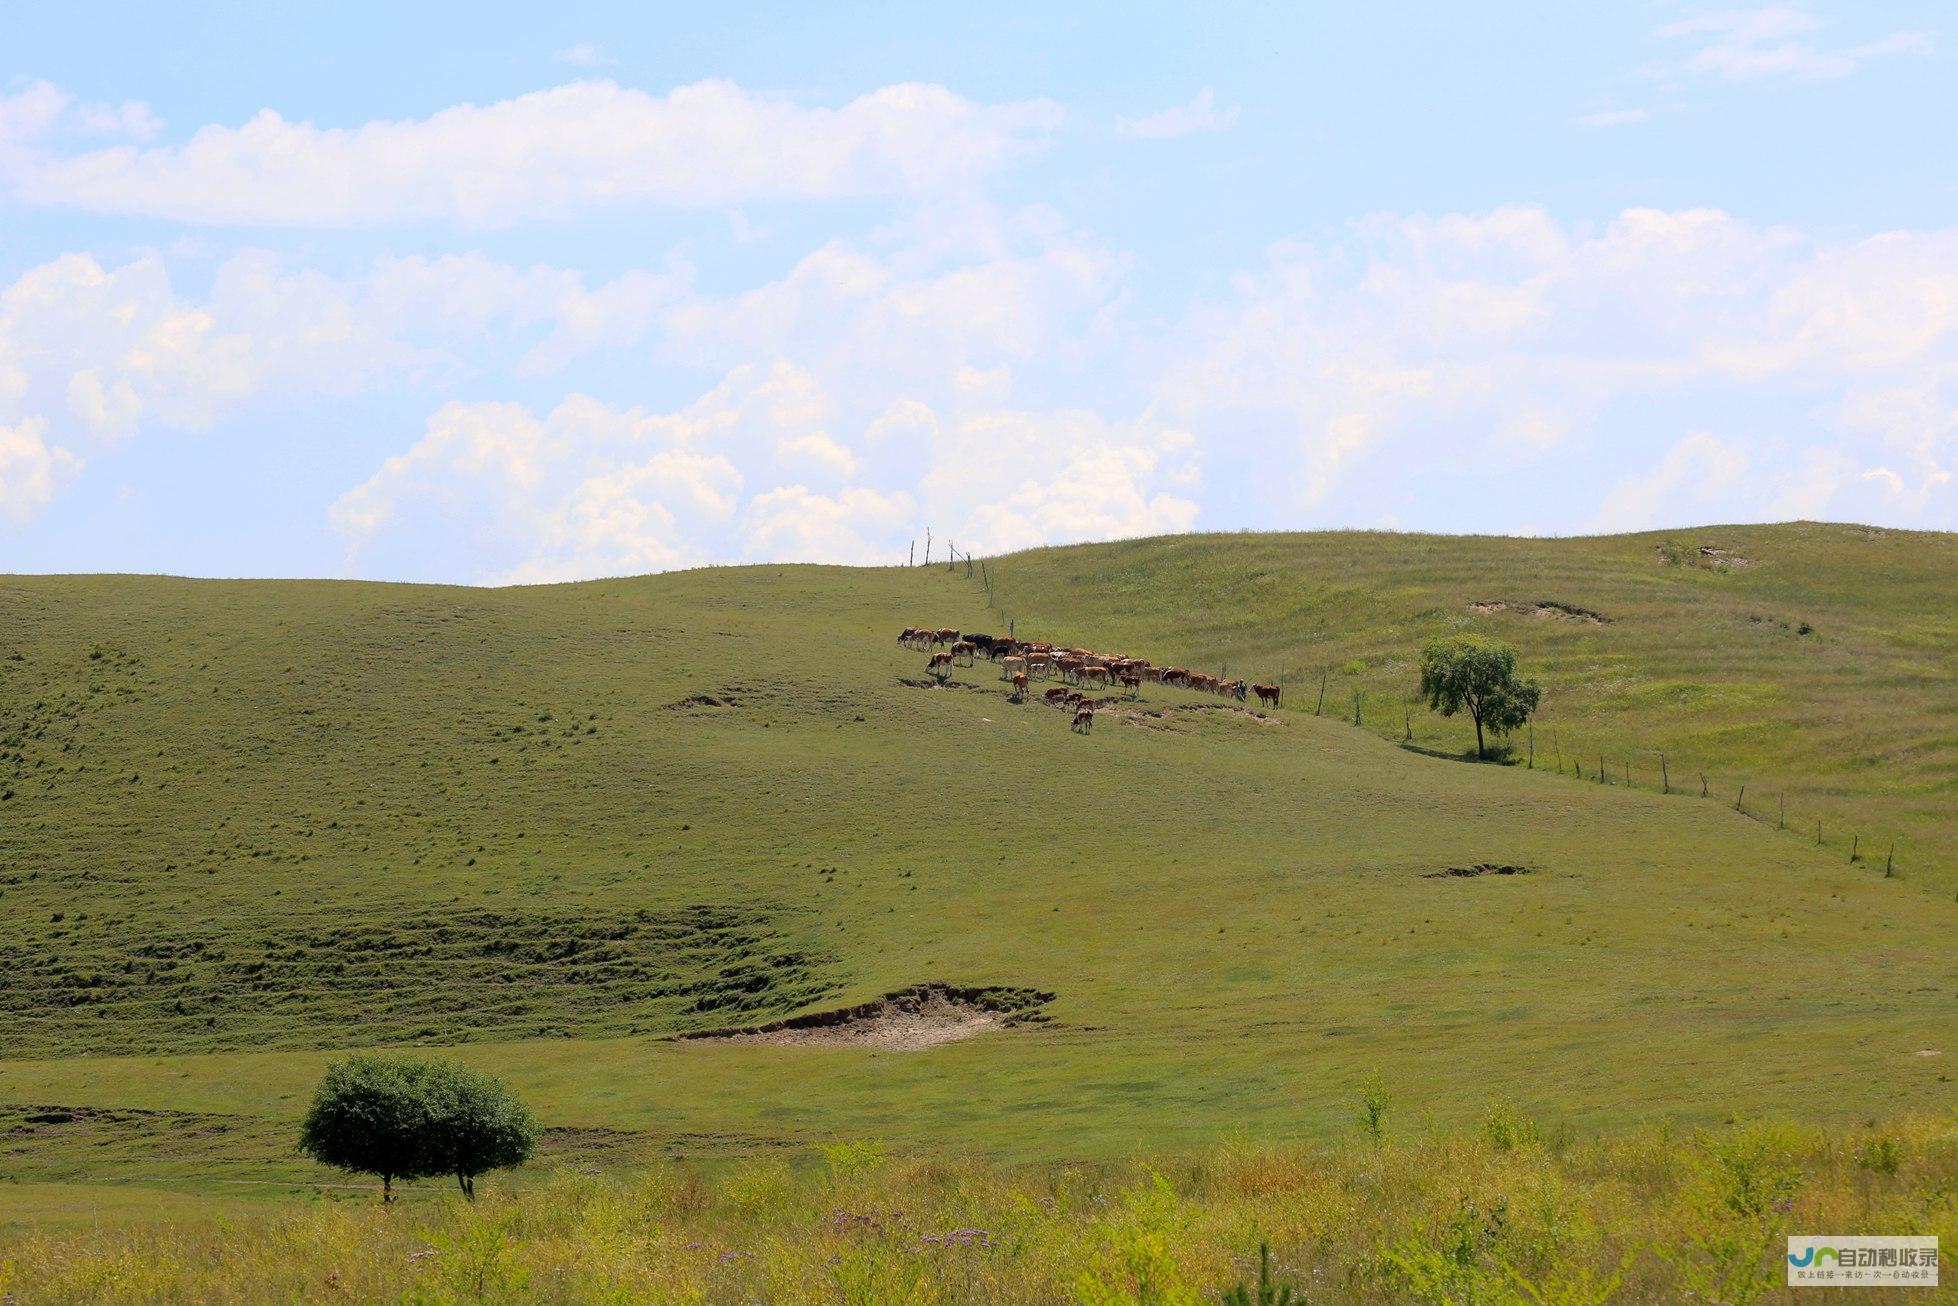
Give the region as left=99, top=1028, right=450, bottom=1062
left=743, top=484, right=915, bottom=565
left=1591, top=431, right=1751, bottom=531
left=2, top=79, right=1066, bottom=227
left=1116, top=88, right=1239, bottom=140
left=1159, top=205, right=1958, bottom=526
left=0, top=417, right=82, bottom=524
left=0, top=246, right=690, bottom=497
left=1655, top=8, right=1930, bottom=81
left=330, top=369, right=869, bottom=580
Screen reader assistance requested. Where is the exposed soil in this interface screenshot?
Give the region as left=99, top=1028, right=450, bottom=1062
left=678, top=984, right=1052, bottom=1051
left=1469, top=600, right=1610, bottom=624
left=1425, top=863, right=1533, bottom=879
left=666, top=692, right=736, bottom=710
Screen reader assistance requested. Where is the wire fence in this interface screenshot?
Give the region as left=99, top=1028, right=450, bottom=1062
left=919, top=543, right=1908, bottom=882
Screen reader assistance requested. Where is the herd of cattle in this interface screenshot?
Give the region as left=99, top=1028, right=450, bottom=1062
left=898, top=626, right=1280, bottom=733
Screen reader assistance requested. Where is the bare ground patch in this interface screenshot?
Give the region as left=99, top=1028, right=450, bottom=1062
left=895, top=676, right=990, bottom=692
left=1424, top=863, right=1534, bottom=879
left=677, top=984, right=1053, bottom=1051
left=1469, top=600, right=1610, bottom=625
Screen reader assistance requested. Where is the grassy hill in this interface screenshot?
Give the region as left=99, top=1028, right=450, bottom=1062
left=1, top=524, right=1954, bottom=1222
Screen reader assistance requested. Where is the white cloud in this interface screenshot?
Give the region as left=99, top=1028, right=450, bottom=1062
left=776, top=432, right=858, bottom=477
left=1592, top=431, right=1750, bottom=531
left=913, top=402, right=1201, bottom=555
left=4, top=79, right=1066, bottom=227
left=330, top=371, right=853, bottom=579
left=743, top=484, right=914, bottom=565
left=663, top=209, right=1121, bottom=385
left=0, top=246, right=691, bottom=513
left=1160, top=205, right=1958, bottom=523
left=0, top=417, right=82, bottom=524
left=1655, top=8, right=1930, bottom=81
left=1116, top=88, right=1239, bottom=140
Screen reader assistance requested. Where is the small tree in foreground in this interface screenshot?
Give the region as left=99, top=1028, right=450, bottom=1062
left=1418, top=635, right=1541, bottom=760
left=299, top=1056, right=537, bottom=1202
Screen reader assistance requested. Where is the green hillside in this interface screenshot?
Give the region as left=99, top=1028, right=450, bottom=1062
left=1, top=525, right=1954, bottom=1218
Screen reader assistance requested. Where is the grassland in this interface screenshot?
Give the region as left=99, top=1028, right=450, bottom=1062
left=1, top=524, right=1954, bottom=1252
left=5, top=1114, right=1953, bottom=1303
left=974, top=522, right=1958, bottom=895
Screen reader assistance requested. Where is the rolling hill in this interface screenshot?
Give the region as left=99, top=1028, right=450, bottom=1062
left=1, top=523, right=1954, bottom=1220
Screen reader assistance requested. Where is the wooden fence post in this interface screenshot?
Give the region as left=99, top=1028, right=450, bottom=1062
left=1527, top=724, right=1534, bottom=768
left=1353, top=690, right=1363, bottom=727
left=1660, top=753, right=1669, bottom=794
left=1778, top=792, right=1785, bottom=830
left=1886, top=841, right=1896, bottom=877
left=1851, top=834, right=1859, bottom=862
left=1734, top=784, right=1746, bottom=814
left=1700, top=772, right=1708, bottom=798
left=1316, top=669, right=1329, bottom=717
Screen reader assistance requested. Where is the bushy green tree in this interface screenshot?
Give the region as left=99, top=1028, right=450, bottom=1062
left=1418, top=635, right=1541, bottom=759
left=419, top=1062, right=540, bottom=1200
left=298, top=1056, right=537, bottom=1202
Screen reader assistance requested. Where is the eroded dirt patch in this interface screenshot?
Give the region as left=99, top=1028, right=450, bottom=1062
left=1469, top=600, right=1610, bottom=624
left=1425, top=863, right=1533, bottom=879
left=666, top=692, right=738, bottom=710
left=678, top=984, right=1052, bottom=1051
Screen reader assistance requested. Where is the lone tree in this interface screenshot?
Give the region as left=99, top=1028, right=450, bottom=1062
left=299, top=1056, right=537, bottom=1202
left=1418, top=635, right=1541, bottom=760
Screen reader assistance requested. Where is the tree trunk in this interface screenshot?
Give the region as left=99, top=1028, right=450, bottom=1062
left=1472, top=712, right=1486, bottom=759
left=457, top=1172, right=474, bottom=1200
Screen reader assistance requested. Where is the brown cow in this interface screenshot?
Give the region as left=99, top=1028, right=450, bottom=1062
left=1071, top=704, right=1095, bottom=733
left=1254, top=682, right=1281, bottom=708
left=1120, top=672, right=1142, bottom=696
left=927, top=651, right=954, bottom=676
left=952, top=639, right=977, bottom=666
left=1011, top=671, right=1030, bottom=699
left=1043, top=687, right=1069, bottom=705
left=1081, top=665, right=1113, bottom=687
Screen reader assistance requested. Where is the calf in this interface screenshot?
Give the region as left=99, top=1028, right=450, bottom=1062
left=1011, top=671, right=1030, bottom=699
left=1071, top=703, right=1095, bottom=733
left=927, top=651, right=954, bottom=675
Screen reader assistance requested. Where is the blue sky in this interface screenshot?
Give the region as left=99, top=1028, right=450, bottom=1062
left=2, top=3, right=1953, bottom=581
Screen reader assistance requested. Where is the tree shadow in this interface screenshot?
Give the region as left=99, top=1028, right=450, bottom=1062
left=1398, top=741, right=1521, bottom=766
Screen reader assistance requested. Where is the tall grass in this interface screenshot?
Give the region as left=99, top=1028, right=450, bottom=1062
left=5, top=1113, right=1952, bottom=1303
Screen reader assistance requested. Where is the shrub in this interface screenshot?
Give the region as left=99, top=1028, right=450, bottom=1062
left=1479, top=1101, right=1542, bottom=1153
